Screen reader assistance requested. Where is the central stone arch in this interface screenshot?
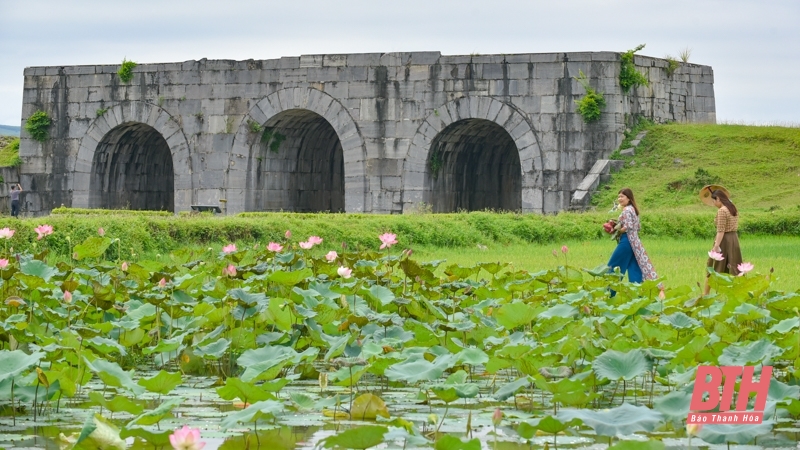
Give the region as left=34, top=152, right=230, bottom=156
left=73, top=101, right=194, bottom=212
left=402, top=96, right=544, bottom=213
left=227, top=88, right=367, bottom=214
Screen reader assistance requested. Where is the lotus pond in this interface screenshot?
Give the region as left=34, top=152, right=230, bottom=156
left=0, top=229, right=798, bottom=449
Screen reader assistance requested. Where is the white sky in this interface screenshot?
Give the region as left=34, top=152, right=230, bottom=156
left=1, top=0, right=798, bottom=126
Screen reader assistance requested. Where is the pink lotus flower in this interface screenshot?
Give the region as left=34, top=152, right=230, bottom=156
left=325, top=251, right=338, bottom=262
left=337, top=266, right=352, bottom=279
left=561, top=245, right=568, bottom=254
left=223, top=264, right=237, bottom=277
left=686, top=422, right=702, bottom=436
left=267, top=242, right=283, bottom=252
left=222, top=243, right=237, bottom=254
left=159, top=278, right=167, bottom=288
left=121, top=261, right=128, bottom=271
left=169, top=425, right=205, bottom=450
left=708, top=251, right=724, bottom=261
left=308, top=236, right=323, bottom=246
left=34, top=224, right=54, bottom=240
left=737, top=262, right=754, bottom=275
left=0, top=228, right=14, bottom=239
left=285, top=230, right=292, bottom=239
left=0, top=259, right=8, bottom=269
left=97, top=227, right=105, bottom=236
left=492, top=408, right=503, bottom=427
left=63, top=290, right=72, bottom=304
left=379, top=233, right=398, bottom=250
left=299, top=241, right=313, bottom=250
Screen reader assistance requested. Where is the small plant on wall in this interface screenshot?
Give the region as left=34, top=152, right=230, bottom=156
left=664, top=56, right=680, bottom=77
left=118, top=58, right=137, bottom=83
left=428, top=148, right=443, bottom=179
left=574, top=71, right=606, bottom=123
left=619, top=44, right=649, bottom=93
left=261, top=127, right=286, bottom=153
left=247, top=120, right=262, bottom=133
left=25, top=110, right=51, bottom=141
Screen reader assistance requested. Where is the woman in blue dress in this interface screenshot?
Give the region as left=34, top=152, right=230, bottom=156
left=607, top=188, right=657, bottom=282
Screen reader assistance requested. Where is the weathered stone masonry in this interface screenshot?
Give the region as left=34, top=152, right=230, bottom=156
left=18, top=51, right=715, bottom=216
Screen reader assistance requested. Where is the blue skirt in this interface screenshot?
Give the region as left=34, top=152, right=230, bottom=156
left=607, top=233, right=643, bottom=283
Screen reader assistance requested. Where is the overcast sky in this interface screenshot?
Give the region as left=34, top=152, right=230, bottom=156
left=1, top=0, right=798, bottom=126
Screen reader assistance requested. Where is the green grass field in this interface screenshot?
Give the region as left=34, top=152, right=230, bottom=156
left=413, top=235, right=800, bottom=292
left=592, top=123, right=800, bottom=213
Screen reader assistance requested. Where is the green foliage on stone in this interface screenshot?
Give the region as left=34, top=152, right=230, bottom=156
left=96, top=108, right=108, bottom=117
left=24, top=110, right=51, bottom=142
left=665, top=56, right=680, bottom=77
left=574, top=70, right=606, bottom=123
left=247, top=120, right=262, bottom=133
left=261, top=127, right=286, bottom=153
left=619, top=44, right=649, bottom=93
left=429, top=149, right=443, bottom=179
left=118, top=58, right=137, bottom=83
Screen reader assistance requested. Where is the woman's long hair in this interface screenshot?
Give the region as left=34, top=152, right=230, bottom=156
left=619, top=188, right=640, bottom=216
left=712, top=190, right=738, bottom=216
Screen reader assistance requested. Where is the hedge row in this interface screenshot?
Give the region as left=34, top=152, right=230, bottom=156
left=3, top=209, right=799, bottom=259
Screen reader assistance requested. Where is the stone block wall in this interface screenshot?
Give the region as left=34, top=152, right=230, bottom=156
left=17, top=51, right=715, bottom=216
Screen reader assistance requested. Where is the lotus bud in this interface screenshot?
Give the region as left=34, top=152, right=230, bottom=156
left=492, top=408, right=503, bottom=427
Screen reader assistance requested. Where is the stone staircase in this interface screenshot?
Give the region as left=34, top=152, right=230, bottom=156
left=570, top=130, right=648, bottom=210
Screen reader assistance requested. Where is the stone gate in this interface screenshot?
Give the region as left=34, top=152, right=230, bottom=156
left=17, top=51, right=715, bottom=215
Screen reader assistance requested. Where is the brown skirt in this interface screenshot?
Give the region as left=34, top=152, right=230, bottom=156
left=707, top=231, right=743, bottom=276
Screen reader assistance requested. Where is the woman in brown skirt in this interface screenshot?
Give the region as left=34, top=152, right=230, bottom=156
left=704, top=189, right=743, bottom=295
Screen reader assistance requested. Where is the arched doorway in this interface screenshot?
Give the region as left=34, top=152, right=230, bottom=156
left=89, top=123, right=174, bottom=211
left=246, top=109, right=344, bottom=212
left=428, top=119, right=521, bottom=212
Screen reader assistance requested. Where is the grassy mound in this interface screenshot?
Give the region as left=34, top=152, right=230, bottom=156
left=592, top=124, right=800, bottom=211
left=0, top=137, right=21, bottom=167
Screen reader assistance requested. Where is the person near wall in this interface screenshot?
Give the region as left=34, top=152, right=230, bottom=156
left=607, top=188, right=658, bottom=283
left=9, top=184, right=21, bottom=218
left=701, top=186, right=742, bottom=295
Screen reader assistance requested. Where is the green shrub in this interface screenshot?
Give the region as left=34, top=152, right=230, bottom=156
left=24, top=111, right=51, bottom=141
left=118, top=58, right=137, bottom=83
left=619, top=44, right=649, bottom=93
left=664, top=56, right=680, bottom=77
left=574, top=71, right=606, bottom=123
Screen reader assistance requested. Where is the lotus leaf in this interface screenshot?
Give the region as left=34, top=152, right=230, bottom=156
left=434, top=435, right=481, bottom=450
left=127, top=396, right=184, bottom=426
left=697, top=421, right=774, bottom=444
left=82, top=357, right=144, bottom=395
left=558, top=403, right=664, bottom=436
left=718, top=338, right=782, bottom=366
left=217, top=377, right=278, bottom=403
left=319, top=425, right=388, bottom=449
left=219, top=400, right=286, bottom=430
left=137, top=370, right=182, bottom=395
left=75, top=413, right=125, bottom=450
left=385, top=354, right=457, bottom=383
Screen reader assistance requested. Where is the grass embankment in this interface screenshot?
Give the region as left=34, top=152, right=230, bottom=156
left=4, top=207, right=798, bottom=257
left=2, top=207, right=798, bottom=290
left=593, top=123, right=800, bottom=212
left=0, top=137, right=21, bottom=167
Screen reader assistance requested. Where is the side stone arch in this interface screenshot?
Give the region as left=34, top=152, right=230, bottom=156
left=73, top=101, right=194, bottom=212
left=402, top=96, right=544, bottom=213
left=226, top=87, right=367, bottom=214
